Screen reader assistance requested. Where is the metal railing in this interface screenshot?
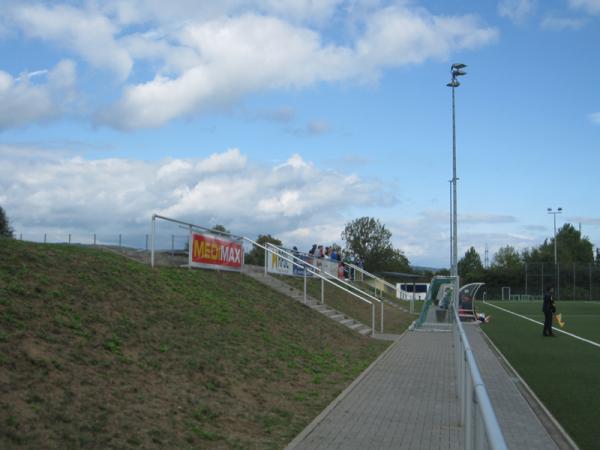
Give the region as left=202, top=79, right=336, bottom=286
left=266, top=243, right=384, bottom=334
left=149, top=215, right=377, bottom=336
left=452, top=290, right=508, bottom=450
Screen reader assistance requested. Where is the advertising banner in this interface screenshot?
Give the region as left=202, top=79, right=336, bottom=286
left=267, top=246, right=294, bottom=276
left=190, top=232, right=243, bottom=272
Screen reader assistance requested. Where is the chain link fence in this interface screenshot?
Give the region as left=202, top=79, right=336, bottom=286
left=483, top=262, right=600, bottom=301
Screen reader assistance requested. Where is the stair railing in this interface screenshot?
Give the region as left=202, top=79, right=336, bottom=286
left=266, top=244, right=385, bottom=334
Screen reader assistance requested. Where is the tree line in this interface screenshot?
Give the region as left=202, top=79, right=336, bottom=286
left=458, top=223, right=599, bottom=298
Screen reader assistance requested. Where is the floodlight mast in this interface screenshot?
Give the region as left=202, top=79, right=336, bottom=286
left=547, top=207, right=563, bottom=299
left=447, top=64, right=466, bottom=281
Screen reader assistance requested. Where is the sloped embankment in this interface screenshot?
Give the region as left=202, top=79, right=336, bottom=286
left=0, top=239, right=389, bottom=449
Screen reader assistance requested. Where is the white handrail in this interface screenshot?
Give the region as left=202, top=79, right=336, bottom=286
left=266, top=243, right=385, bottom=333
left=347, top=262, right=397, bottom=292
left=451, top=285, right=508, bottom=450
left=150, top=215, right=377, bottom=336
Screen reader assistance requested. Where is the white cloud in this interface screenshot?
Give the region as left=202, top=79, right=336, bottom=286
left=11, top=3, right=132, bottom=80
left=589, top=112, right=600, bottom=124
left=569, top=0, right=600, bottom=14
left=498, top=0, right=537, bottom=24
left=96, top=8, right=497, bottom=129
left=541, top=14, right=587, bottom=30
left=0, top=60, right=77, bottom=130
left=0, top=146, right=393, bottom=241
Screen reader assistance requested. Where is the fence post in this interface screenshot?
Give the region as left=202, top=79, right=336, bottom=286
left=145, top=234, right=149, bottom=251
left=557, top=262, right=560, bottom=300
left=44, top=233, right=47, bottom=244
left=93, top=233, right=96, bottom=246
left=68, top=233, right=71, bottom=244
left=321, top=278, right=324, bottom=304
left=590, top=264, right=593, bottom=301
left=525, top=263, right=528, bottom=296
left=380, top=301, right=384, bottom=333
left=573, top=263, right=576, bottom=301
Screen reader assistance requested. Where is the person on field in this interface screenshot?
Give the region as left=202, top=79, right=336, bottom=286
left=542, top=286, right=556, bottom=337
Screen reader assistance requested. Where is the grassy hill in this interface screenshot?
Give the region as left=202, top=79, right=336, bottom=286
left=0, top=239, right=389, bottom=449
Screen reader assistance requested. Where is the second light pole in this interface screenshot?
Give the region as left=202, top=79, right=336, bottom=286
left=547, top=207, right=563, bottom=299
left=447, top=63, right=467, bottom=278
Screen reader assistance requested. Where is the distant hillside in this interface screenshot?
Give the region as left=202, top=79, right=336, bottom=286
left=0, top=239, right=388, bottom=449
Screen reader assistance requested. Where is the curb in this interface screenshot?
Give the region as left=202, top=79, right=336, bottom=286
left=285, top=330, right=407, bottom=449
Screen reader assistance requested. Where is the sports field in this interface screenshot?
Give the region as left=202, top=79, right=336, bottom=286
left=479, top=300, right=600, bottom=450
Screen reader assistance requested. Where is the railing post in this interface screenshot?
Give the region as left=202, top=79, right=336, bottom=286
left=93, top=233, right=96, bottom=246
left=465, top=372, right=474, bottom=450
left=380, top=301, right=384, bottom=333
left=44, top=233, right=47, bottom=244
left=68, top=233, right=71, bottom=244
left=303, top=269, right=307, bottom=304
left=321, top=278, right=324, bottom=304
left=150, top=216, right=155, bottom=267
left=371, top=303, right=375, bottom=337
left=264, top=245, right=268, bottom=276
left=474, top=406, right=485, bottom=449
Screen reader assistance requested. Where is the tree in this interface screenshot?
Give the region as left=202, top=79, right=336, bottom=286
left=458, top=247, right=484, bottom=282
left=211, top=224, right=230, bottom=235
left=492, top=245, right=522, bottom=270
left=523, top=223, right=593, bottom=265
left=0, top=206, right=13, bottom=238
left=341, top=217, right=410, bottom=273
left=245, top=234, right=282, bottom=266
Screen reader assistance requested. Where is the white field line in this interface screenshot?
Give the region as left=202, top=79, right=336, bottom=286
left=483, top=301, right=600, bottom=349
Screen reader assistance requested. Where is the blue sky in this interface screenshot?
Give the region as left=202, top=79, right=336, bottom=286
left=1, top=0, right=599, bottom=268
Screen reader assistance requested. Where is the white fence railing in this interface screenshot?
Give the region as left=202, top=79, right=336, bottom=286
left=265, top=243, right=384, bottom=334
left=148, top=215, right=377, bottom=336
left=452, top=282, right=508, bottom=450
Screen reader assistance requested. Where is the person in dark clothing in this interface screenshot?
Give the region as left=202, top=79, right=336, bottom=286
left=542, top=287, right=556, bottom=336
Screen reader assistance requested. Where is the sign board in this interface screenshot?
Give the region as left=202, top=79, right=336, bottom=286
left=189, top=232, right=243, bottom=272
left=266, top=246, right=314, bottom=277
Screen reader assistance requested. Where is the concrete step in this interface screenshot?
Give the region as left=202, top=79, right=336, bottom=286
left=358, top=327, right=372, bottom=335
left=348, top=323, right=363, bottom=330
left=330, top=314, right=345, bottom=321
left=340, top=319, right=354, bottom=326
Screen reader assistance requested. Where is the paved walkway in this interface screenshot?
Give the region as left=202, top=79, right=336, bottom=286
left=287, top=331, right=463, bottom=450
left=287, top=326, right=569, bottom=450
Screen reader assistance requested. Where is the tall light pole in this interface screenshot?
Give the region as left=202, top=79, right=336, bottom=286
left=547, top=207, right=562, bottom=299
left=447, top=63, right=466, bottom=279
left=449, top=179, right=453, bottom=268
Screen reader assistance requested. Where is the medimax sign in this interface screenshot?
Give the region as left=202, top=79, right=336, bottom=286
left=190, top=232, right=243, bottom=272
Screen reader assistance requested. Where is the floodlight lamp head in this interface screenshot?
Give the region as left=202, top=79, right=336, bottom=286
left=558, top=207, right=562, bottom=212
left=547, top=208, right=551, bottom=212
left=453, top=69, right=467, bottom=77
left=452, top=63, right=467, bottom=70
left=446, top=80, right=460, bottom=88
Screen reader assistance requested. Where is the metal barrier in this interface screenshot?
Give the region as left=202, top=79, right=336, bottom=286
left=452, top=289, right=508, bottom=450
left=265, top=243, right=384, bottom=334
left=149, top=215, right=377, bottom=336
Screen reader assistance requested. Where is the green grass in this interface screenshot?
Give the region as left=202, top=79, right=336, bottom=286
left=0, top=238, right=389, bottom=449
left=273, top=275, right=415, bottom=334
left=480, top=300, right=600, bottom=450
